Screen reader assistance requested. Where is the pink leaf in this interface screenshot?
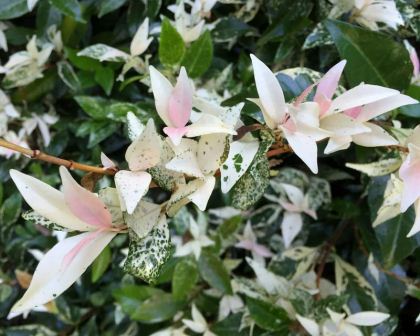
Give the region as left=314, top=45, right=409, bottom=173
left=163, top=126, right=189, bottom=146
left=61, top=230, right=103, bottom=268
left=59, top=167, right=112, bottom=229
left=168, top=67, right=193, bottom=128
left=314, top=60, right=346, bottom=103
left=344, top=106, right=362, bottom=119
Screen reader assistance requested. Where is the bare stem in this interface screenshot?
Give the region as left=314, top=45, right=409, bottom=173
left=0, top=138, right=116, bottom=176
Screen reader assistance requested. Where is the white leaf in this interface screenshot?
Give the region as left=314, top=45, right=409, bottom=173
left=130, top=18, right=153, bottom=56
left=346, top=312, right=390, bottom=326
left=11, top=231, right=116, bottom=314
left=281, top=211, right=303, bottom=248
left=115, top=170, right=151, bottom=214
left=188, top=176, right=215, bottom=211
left=165, top=138, right=204, bottom=178
left=328, top=84, right=399, bottom=114
left=250, top=54, right=285, bottom=128
left=186, top=113, right=236, bottom=138
left=125, top=201, right=161, bottom=239
left=220, top=140, right=259, bottom=193
left=296, top=315, right=320, bottom=336
left=346, top=157, right=402, bottom=177
left=197, top=134, right=228, bottom=175
left=149, top=65, right=174, bottom=127
left=125, top=119, right=161, bottom=171
left=126, top=111, right=145, bottom=141
left=352, top=122, right=397, bottom=147
left=282, top=128, right=319, bottom=174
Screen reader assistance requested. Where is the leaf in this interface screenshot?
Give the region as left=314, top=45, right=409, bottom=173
left=159, top=18, right=185, bottom=67
left=98, top=0, right=127, bottom=18
left=334, top=255, right=377, bottom=310
left=11, top=69, right=58, bottom=103
left=76, top=120, right=118, bottom=148
left=172, top=258, right=199, bottom=300
left=22, top=211, right=68, bottom=231
left=325, top=19, right=412, bottom=91
left=346, top=158, right=402, bottom=177
left=0, top=0, right=29, bottom=20
left=78, top=44, right=128, bottom=62
left=246, top=297, right=290, bottom=332
left=49, top=0, right=85, bottom=23
left=198, top=250, right=232, bottom=294
left=57, top=61, right=81, bottom=91
left=182, top=30, right=213, bottom=78
left=113, top=285, right=164, bottom=316
left=94, top=66, right=114, bottom=95
left=231, top=130, right=274, bottom=210
left=132, top=293, right=184, bottom=323
left=74, top=96, right=149, bottom=121
left=91, top=245, right=111, bottom=283
left=1, top=193, right=22, bottom=226
left=123, top=215, right=172, bottom=283
left=368, top=176, right=420, bottom=268
left=124, top=201, right=161, bottom=239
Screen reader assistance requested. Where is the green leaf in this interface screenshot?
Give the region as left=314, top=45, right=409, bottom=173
left=113, top=285, right=164, bottom=316
left=76, top=120, right=118, bottom=148
left=65, top=47, right=102, bottom=71
left=91, top=246, right=111, bottom=283
left=94, top=66, right=114, bottom=95
left=368, top=176, right=420, bottom=268
left=98, top=0, right=127, bottom=18
left=57, top=61, right=81, bottom=91
left=172, top=258, right=199, bottom=300
left=49, top=0, right=85, bottom=23
left=325, top=19, right=412, bottom=90
left=132, top=293, right=184, bottom=323
left=159, top=18, right=185, bottom=67
left=74, top=96, right=150, bottom=122
left=123, top=215, right=172, bottom=283
left=182, top=30, right=213, bottom=78
left=198, top=250, right=232, bottom=294
left=246, top=297, right=290, bottom=332
left=1, top=193, right=22, bottom=226
left=0, top=0, right=29, bottom=20
left=232, top=130, right=274, bottom=210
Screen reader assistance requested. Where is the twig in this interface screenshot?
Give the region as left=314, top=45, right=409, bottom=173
left=353, top=224, right=415, bottom=286
left=233, top=123, right=264, bottom=141
left=315, top=219, right=351, bottom=290
left=0, top=138, right=116, bottom=176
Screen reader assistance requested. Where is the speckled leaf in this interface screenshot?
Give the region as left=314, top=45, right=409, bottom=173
left=231, top=130, right=274, bottom=210
left=346, top=158, right=402, bottom=177
left=78, top=44, right=128, bottom=62
left=22, top=211, right=69, bottom=232
left=123, top=215, right=171, bottom=283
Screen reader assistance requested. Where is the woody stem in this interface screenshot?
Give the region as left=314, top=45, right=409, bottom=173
left=0, top=138, right=116, bottom=176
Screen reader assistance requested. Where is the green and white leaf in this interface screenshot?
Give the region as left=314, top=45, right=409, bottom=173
left=221, top=139, right=259, bottom=193
left=22, top=211, right=69, bottom=232
left=123, top=215, right=171, bottom=283
left=373, top=174, right=403, bottom=227
left=346, top=158, right=402, bottom=177
left=78, top=44, right=129, bottom=62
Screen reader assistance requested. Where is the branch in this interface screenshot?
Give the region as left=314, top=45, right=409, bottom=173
left=315, top=219, right=351, bottom=290
left=0, top=138, right=116, bottom=176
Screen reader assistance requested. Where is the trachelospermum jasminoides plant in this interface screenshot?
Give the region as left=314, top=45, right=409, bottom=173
left=3, top=53, right=417, bottom=321
left=1, top=1, right=420, bottom=334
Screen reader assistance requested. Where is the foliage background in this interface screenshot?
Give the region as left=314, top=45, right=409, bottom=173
left=0, top=0, right=419, bottom=335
